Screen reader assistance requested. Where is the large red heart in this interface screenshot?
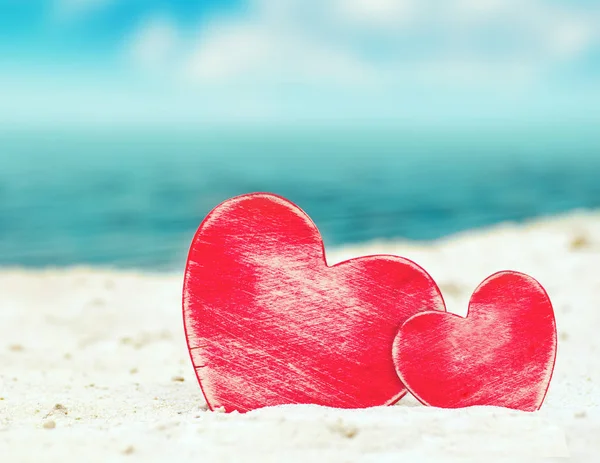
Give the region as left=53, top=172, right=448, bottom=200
left=183, top=193, right=445, bottom=412
left=393, top=271, right=557, bottom=412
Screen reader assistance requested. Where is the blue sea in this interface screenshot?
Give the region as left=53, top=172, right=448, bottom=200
left=1, top=127, right=599, bottom=269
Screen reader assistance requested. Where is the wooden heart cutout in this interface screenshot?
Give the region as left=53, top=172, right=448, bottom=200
left=183, top=193, right=445, bottom=412
left=393, top=271, right=557, bottom=412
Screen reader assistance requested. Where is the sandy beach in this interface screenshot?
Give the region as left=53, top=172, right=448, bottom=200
left=1, top=211, right=599, bottom=462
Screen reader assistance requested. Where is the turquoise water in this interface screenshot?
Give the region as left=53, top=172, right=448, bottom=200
left=1, top=128, right=599, bottom=269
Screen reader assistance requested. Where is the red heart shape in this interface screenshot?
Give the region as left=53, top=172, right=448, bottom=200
left=393, top=271, right=557, bottom=411
left=183, top=193, right=445, bottom=412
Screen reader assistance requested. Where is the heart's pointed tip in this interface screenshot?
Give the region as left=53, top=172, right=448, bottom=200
left=419, top=402, right=544, bottom=412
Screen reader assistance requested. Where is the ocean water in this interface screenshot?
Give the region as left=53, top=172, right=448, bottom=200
left=1, top=128, right=599, bottom=269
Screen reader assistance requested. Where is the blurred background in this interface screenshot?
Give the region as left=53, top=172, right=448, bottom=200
left=0, top=0, right=599, bottom=269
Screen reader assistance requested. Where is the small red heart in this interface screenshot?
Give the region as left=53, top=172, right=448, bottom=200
left=183, top=193, right=445, bottom=412
left=393, top=271, right=557, bottom=412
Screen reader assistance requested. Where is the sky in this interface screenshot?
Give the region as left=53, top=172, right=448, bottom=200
left=1, top=0, right=599, bottom=129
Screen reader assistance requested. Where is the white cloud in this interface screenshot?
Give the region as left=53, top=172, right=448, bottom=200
left=129, top=16, right=180, bottom=70
left=2, top=1, right=598, bottom=128
left=175, top=0, right=599, bottom=91
left=185, top=21, right=376, bottom=88
left=544, top=16, right=597, bottom=58
left=22, top=0, right=596, bottom=128
left=332, top=0, right=419, bottom=29
left=114, top=0, right=600, bottom=125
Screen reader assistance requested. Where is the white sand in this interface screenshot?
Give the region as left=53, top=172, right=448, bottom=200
left=1, top=211, right=599, bottom=462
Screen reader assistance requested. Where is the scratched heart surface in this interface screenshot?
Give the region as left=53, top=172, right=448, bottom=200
left=393, top=271, right=557, bottom=412
left=183, top=193, right=445, bottom=412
